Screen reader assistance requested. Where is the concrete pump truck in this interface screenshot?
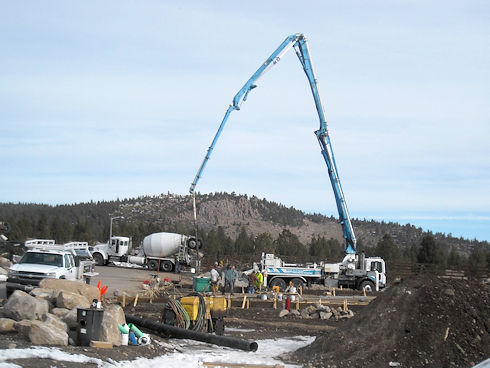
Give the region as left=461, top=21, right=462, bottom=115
left=189, top=34, right=386, bottom=292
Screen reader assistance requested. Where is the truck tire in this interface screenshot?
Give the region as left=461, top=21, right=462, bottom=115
left=187, top=238, right=197, bottom=249
left=161, top=260, right=173, bottom=272
left=291, top=278, right=305, bottom=289
left=93, top=253, right=105, bottom=266
left=270, top=277, right=287, bottom=291
left=359, top=280, right=375, bottom=292
left=148, top=259, right=159, bottom=271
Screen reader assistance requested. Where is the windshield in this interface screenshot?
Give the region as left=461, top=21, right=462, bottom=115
left=74, top=249, right=92, bottom=259
left=20, top=252, right=63, bottom=267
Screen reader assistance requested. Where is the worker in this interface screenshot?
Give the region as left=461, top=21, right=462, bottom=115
left=255, top=270, right=264, bottom=292
left=248, top=271, right=257, bottom=294
left=174, top=255, right=180, bottom=273
left=231, top=265, right=238, bottom=292
left=285, top=281, right=297, bottom=311
left=210, top=264, right=220, bottom=295
left=223, top=264, right=237, bottom=295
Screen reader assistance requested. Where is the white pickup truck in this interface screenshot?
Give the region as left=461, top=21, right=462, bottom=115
left=6, top=246, right=98, bottom=297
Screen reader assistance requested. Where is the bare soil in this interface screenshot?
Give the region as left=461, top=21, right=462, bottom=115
left=0, top=274, right=488, bottom=368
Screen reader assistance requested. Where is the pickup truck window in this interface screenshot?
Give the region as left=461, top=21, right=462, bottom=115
left=64, top=254, right=73, bottom=268
left=21, top=252, right=63, bottom=267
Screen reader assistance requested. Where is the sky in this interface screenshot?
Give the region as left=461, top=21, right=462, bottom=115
left=0, top=1, right=489, bottom=242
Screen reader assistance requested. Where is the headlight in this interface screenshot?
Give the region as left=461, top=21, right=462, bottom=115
left=46, top=272, right=57, bottom=278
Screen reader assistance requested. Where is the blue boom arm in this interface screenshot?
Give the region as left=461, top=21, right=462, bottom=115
left=189, top=34, right=357, bottom=254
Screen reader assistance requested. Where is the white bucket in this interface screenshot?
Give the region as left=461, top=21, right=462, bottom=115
left=191, top=268, right=196, bottom=274
left=261, top=294, right=267, bottom=300
left=121, top=333, right=129, bottom=346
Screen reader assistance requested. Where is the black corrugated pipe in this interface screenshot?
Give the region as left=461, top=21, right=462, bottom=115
left=125, top=314, right=258, bottom=352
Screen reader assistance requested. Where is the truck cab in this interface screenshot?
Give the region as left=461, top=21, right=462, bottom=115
left=91, top=236, right=130, bottom=266
left=6, top=247, right=97, bottom=297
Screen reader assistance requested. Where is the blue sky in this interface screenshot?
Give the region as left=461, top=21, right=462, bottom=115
left=1, top=1, right=489, bottom=241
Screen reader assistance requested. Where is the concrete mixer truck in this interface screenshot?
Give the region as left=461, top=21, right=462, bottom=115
left=91, top=232, right=202, bottom=272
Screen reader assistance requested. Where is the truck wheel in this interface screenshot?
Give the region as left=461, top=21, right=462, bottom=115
left=291, top=278, right=305, bottom=289
left=148, top=260, right=159, bottom=271
left=359, top=280, right=375, bottom=292
left=93, top=253, right=105, bottom=266
left=270, top=278, right=287, bottom=291
left=161, top=260, right=173, bottom=272
left=187, top=238, right=197, bottom=249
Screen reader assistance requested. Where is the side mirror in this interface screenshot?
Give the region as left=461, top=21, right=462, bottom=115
left=74, top=256, right=80, bottom=267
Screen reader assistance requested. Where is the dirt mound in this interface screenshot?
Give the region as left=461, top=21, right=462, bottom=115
left=293, top=275, right=489, bottom=368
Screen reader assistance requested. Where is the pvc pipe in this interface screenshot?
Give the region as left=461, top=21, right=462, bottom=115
left=126, top=314, right=258, bottom=352
left=128, top=323, right=144, bottom=338
left=118, top=324, right=129, bottom=334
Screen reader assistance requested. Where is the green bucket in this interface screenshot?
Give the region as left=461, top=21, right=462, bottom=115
left=193, top=277, right=210, bottom=292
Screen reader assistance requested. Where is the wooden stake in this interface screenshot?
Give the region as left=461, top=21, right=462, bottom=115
left=273, top=295, right=277, bottom=309
left=122, top=294, right=126, bottom=307
left=319, top=298, right=322, bottom=306
left=296, top=298, right=299, bottom=310
left=444, top=327, right=450, bottom=341
left=340, top=285, right=343, bottom=291
left=363, top=288, right=367, bottom=297
left=228, top=295, right=231, bottom=309
left=343, top=299, right=347, bottom=311
left=333, top=288, right=336, bottom=296
left=133, top=293, right=139, bottom=307
left=247, top=299, right=250, bottom=309
left=241, top=295, right=247, bottom=309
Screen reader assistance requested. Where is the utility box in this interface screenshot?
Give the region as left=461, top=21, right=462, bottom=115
left=193, top=277, right=210, bottom=292
left=76, top=308, right=104, bottom=346
left=180, top=296, right=200, bottom=320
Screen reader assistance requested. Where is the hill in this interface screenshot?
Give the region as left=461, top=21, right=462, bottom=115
left=1, top=192, right=488, bottom=264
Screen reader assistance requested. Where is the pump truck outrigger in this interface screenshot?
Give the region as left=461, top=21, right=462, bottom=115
left=189, top=33, right=386, bottom=292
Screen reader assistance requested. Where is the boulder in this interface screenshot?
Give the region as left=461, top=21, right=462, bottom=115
left=30, top=288, right=57, bottom=304
left=289, top=309, right=301, bottom=317
left=0, top=318, right=16, bottom=332
left=42, top=313, right=67, bottom=332
left=51, top=308, right=70, bottom=318
left=39, top=279, right=99, bottom=302
left=3, top=291, right=49, bottom=321
left=14, top=320, right=33, bottom=337
left=0, top=256, right=12, bottom=269
left=310, top=312, right=320, bottom=319
left=0, top=267, right=7, bottom=276
left=62, top=307, right=81, bottom=330
left=319, top=311, right=333, bottom=320
left=56, top=290, right=91, bottom=310
left=29, top=320, right=68, bottom=346
left=99, top=304, right=126, bottom=346
left=300, top=309, right=312, bottom=319
left=279, top=309, right=290, bottom=318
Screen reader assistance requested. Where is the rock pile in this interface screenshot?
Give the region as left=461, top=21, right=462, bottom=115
left=0, top=256, right=12, bottom=282
left=0, top=278, right=125, bottom=347
left=279, top=303, right=354, bottom=320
